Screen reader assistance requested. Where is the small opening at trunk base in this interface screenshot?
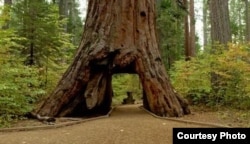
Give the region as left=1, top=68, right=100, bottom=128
left=140, top=11, right=146, bottom=17
left=112, top=74, right=142, bottom=105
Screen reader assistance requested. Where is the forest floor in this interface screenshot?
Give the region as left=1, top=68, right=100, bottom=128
left=178, top=105, right=250, bottom=127
left=0, top=104, right=249, bottom=144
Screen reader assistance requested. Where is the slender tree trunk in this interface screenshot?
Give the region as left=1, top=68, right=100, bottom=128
left=245, top=0, right=250, bottom=41
left=36, top=0, right=190, bottom=117
left=238, top=3, right=244, bottom=42
left=203, top=0, right=208, bottom=47
left=28, top=4, right=35, bottom=66
left=183, top=0, right=195, bottom=60
left=59, top=0, right=69, bottom=31
left=59, top=0, right=69, bottom=17
left=189, top=0, right=195, bottom=56
left=184, top=0, right=190, bottom=60
left=2, top=0, right=12, bottom=29
left=4, top=0, right=12, bottom=5
left=29, top=35, right=35, bottom=65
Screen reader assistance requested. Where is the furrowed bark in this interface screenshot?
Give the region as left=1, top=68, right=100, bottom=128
left=36, top=0, right=190, bottom=117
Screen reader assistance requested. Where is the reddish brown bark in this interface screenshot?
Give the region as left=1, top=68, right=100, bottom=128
left=36, top=0, right=190, bottom=117
left=210, top=0, right=231, bottom=45
left=184, top=0, right=195, bottom=61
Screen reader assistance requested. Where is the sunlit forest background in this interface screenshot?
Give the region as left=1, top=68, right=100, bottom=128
left=1, top=0, right=250, bottom=127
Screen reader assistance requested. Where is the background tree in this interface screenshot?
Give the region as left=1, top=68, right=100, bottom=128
left=203, top=0, right=209, bottom=47
left=53, top=0, right=83, bottom=45
left=11, top=0, right=73, bottom=66
left=0, top=4, right=46, bottom=127
left=0, top=0, right=83, bottom=126
left=4, top=0, right=12, bottom=4
left=184, top=0, right=190, bottom=60
left=189, top=0, right=195, bottom=57
left=2, top=0, right=12, bottom=29
left=157, top=0, right=185, bottom=69
left=183, top=0, right=196, bottom=60
left=245, top=0, right=250, bottom=42
left=170, top=0, right=250, bottom=109
left=210, top=0, right=231, bottom=46
left=67, top=0, right=83, bottom=45
left=229, top=0, right=245, bottom=43
left=210, top=0, right=232, bottom=102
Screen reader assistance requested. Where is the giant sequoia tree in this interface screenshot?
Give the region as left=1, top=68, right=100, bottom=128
left=35, top=0, right=190, bottom=117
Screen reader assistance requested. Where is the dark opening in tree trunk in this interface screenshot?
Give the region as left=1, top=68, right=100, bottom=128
left=34, top=0, right=190, bottom=118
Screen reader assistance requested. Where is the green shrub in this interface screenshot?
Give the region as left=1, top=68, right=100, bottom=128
left=170, top=44, right=250, bottom=109
left=0, top=33, right=66, bottom=127
left=0, top=12, right=45, bottom=127
left=0, top=54, right=46, bottom=127
left=0, top=67, right=45, bottom=127
left=0, top=4, right=74, bottom=127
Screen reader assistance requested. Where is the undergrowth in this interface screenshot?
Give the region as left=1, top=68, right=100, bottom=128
left=170, top=44, right=250, bottom=109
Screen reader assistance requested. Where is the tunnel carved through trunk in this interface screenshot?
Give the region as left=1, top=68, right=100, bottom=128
left=35, top=0, right=190, bottom=117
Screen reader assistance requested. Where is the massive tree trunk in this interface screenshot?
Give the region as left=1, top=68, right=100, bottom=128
left=35, top=0, right=190, bottom=117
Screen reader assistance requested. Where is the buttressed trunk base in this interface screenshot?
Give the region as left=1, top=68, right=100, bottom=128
left=36, top=0, right=190, bottom=117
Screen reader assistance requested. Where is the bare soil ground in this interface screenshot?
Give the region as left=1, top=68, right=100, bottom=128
left=179, top=106, right=250, bottom=127
left=0, top=104, right=249, bottom=144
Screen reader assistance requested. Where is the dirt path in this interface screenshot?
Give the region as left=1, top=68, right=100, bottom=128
left=0, top=105, right=210, bottom=144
